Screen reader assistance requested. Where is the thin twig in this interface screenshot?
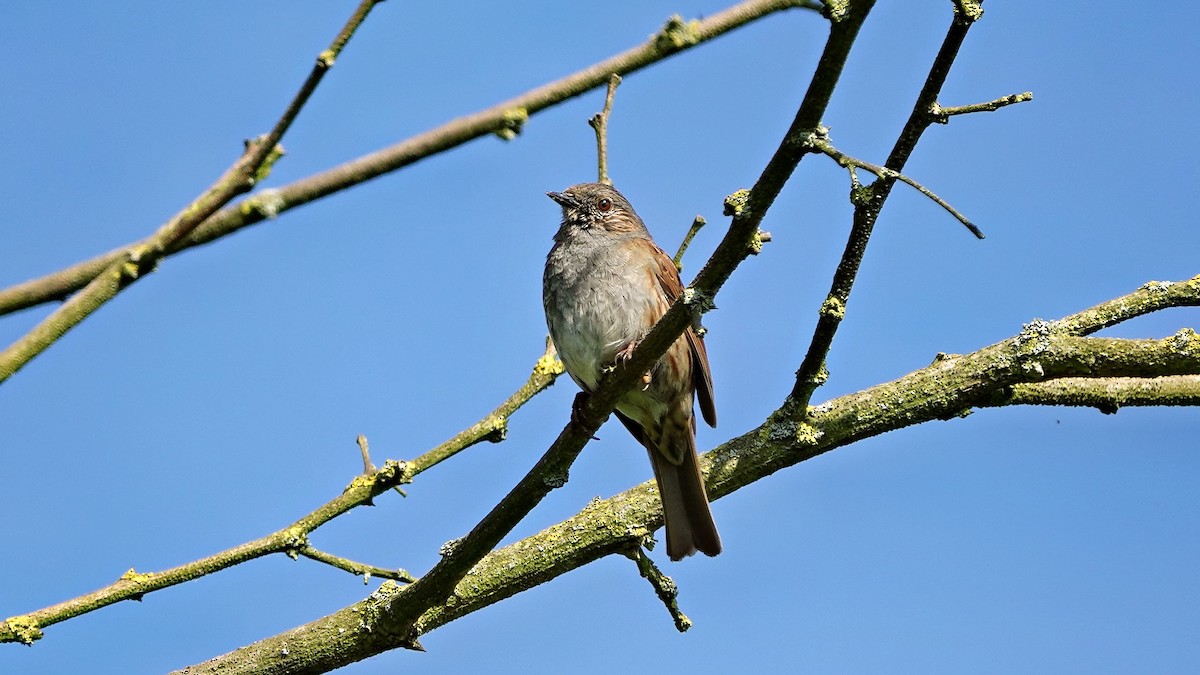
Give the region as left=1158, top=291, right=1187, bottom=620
left=0, top=0, right=384, bottom=385
left=810, top=135, right=985, bottom=239
left=628, top=548, right=692, bottom=632
left=589, top=74, right=622, bottom=185
left=672, top=216, right=707, bottom=272
left=931, top=91, right=1033, bottom=123
left=356, top=434, right=376, bottom=473
left=406, top=338, right=563, bottom=475
left=296, top=545, right=417, bottom=584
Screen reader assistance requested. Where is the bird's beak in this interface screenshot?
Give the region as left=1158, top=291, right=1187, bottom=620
left=547, top=191, right=576, bottom=208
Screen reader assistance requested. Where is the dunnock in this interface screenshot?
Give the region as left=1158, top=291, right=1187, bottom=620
left=543, top=182, right=720, bottom=560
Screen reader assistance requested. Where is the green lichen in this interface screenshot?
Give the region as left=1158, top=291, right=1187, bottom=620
left=119, top=567, right=155, bottom=584
left=819, top=296, right=846, bottom=320
left=654, top=15, right=701, bottom=53
left=850, top=183, right=874, bottom=206
left=1170, top=327, right=1199, bottom=352
left=748, top=229, right=769, bottom=255
left=953, top=0, right=985, bottom=23
left=253, top=143, right=286, bottom=184
left=494, top=107, right=529, bottom=141
left=4, top=615, right=43, bottom=645
left=484, top=415, right=508, bottom=443
left=723, top=189, right=751, bottom=218
left=240, top=189, right=286, bottom=220
left=3, top=614, right=42, bottom=638
left=534, top=352, right=565, bottom=377
left=795, top=422, right=823, bottom=446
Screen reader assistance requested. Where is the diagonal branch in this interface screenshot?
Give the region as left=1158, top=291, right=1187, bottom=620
left=0, top=342, right=561, bottom=645
left=810, top=133, right=984, bottom=238
left=789, top=0, right=990, bottom=411
left=0, top=0, right=385, bottom=385
left=1051, top=276, right=1200, bottom=336
left=0, top=0, right=823, bottom=319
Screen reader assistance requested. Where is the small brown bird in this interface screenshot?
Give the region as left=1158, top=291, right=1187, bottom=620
left=543, top=182, right=720, bottom=560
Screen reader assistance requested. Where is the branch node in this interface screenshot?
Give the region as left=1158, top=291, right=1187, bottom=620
left=654, top=15, right=702, bottom=54
left=2, top=615, right=42, bottom=645
left=722, top=188, right=751, bottom=218
left=952, top=0, right=985, bottom=24
left=1170, top=327, right=1199, bottom=353
left=819, top=295, right=846, bottom=320
left=494, top=107, right=528, bottom=141
left=239, top=188, right=286, bottom=219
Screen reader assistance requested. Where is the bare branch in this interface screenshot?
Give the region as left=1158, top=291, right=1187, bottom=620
left=1052, top=276, right=1200, bottom=336
left=589, top=74, right=623, bottom=185
left=0, top=0, right=821, bottom=319
left=0, top=0, right=385, bottom=384
left=296, top=545, right=417, bottom=585
left=789, top=1, right=987, bottom=411
left=672, top=216, right=707, bottom=272
left=811, top=134, right=985, bottom=238
left=931, top=91, right=1034, bottom=123
left=628, top=548, right=692, bottom=632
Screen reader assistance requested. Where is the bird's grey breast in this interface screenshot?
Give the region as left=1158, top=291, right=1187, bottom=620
left=544, top=231, right=653, bottom=391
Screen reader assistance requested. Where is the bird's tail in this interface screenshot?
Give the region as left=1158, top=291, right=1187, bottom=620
left=647, top=429, right=721, bottom=560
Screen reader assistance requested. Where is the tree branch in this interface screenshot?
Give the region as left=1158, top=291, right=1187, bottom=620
left=0, top=343, right=561, bottom=645
left=996, top=375, right=1200, bottom=413
left=589, top=74, right=622, bottom=185
left=0, top=0, right=384, bottom=384
left=0, top=0, right=822, bottom=319
left=397, top=279, right=1200, bottom=644
left=810, top=133, right=984, bottom=238
left=931, top=91, right=1034, bottom=123
left=789, top=0, right=989, bottom=411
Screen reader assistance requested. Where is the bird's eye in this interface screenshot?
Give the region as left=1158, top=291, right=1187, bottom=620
left=597, top=198, right=613, bottom=213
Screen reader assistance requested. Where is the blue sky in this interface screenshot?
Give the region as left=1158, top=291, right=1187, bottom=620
left=2, top=2, right=1198, bottom=673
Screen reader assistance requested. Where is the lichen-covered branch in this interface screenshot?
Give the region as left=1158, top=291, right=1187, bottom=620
left=404, top=279, right=1200, bottom=648
left=996, top=375, right=1200, bottom=412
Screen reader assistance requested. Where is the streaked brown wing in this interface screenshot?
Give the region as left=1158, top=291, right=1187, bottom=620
left=649, top=240, right=717, bottom=428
